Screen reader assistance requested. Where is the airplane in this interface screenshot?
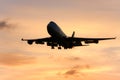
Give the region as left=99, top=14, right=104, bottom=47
left=21, top=21, right=116, bottom=49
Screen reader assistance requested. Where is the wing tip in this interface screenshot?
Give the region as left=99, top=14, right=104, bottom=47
left=21, top=38, right=25, bottom=41
left=113, top=37, right=116, bottom=39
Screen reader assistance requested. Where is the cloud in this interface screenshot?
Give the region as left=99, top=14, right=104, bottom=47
left=103, top=47, right=120, bottom=53
left=66, top=56, right=82, bottom=61
left=0, top=20, right=15, bottom=29
left=58, top=64, right=90, bottom=78
left=65, top=69, right=78, bottom=76
left=0, top=53, right=36, bottom=66
left=64, top=65, right=90, bottom=76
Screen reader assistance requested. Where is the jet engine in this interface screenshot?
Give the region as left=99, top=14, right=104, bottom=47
left=35, top=41, right=44, bottom=44
left=72, top=41, right=82, bottom=46
left=27, top=40, right=33, bottom=45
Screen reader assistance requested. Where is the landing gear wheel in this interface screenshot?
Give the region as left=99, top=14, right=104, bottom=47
left=64, top=47, right=67, bottom=49
left=51, top=46, right=55, bottom=49
left=58, top=46, right=61, bottom=49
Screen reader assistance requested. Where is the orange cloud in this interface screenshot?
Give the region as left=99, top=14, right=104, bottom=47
left=66, top=56, right=81, bottom=61
left=0, top=53, right=36, bottom=66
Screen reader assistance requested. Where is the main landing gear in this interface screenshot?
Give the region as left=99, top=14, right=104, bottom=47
left=51, top=46, right=62, bottom=49
left=51, top=46, right=55, bottom=49
left=58, top=46, right=61, bottom=49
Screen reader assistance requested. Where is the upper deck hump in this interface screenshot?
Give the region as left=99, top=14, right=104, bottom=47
left=47, top=21, right=67, bottom=38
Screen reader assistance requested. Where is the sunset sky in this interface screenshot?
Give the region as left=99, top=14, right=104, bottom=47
left=0, top=0, right=120, bottom=80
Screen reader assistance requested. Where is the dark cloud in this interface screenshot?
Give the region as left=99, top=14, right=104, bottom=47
left=0, top=20, right=15, bottom=29
left=65, top=69, right=78, bottom=75
left=58, top=64, right=90, bottom=78
left=0, top=53, right=36, bottom=66
left=64, top=65, right=90, bottom=76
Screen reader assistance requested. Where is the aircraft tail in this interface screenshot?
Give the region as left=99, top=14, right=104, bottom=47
left=72, top=31, right=75, bottom=38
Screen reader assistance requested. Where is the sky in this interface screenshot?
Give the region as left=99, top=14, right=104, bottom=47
left=0, top=0, right=120, bottom=80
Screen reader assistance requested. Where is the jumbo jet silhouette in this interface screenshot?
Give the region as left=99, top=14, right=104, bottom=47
left=22, top=21, right=115, bottom=49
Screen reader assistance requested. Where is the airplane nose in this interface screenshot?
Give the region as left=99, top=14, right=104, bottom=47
left=49, top=21, right=55, bottom=24
left=48, top=21, right=57, bottom=28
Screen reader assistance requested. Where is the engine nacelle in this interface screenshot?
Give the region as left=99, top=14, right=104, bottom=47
left=47, top=42, right=52, bottom=46
left=35, top=41, right=44, bottom=44
left=85, top=40, right=99, bottom=44
left=47, top=42, right=58, bottom=46
left=72, top=41, right=82, bottom=46
left=27, top=40, right=33, bottom=45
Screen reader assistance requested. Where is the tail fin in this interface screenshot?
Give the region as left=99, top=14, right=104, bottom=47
left=72, top=31, right=75, bottom=38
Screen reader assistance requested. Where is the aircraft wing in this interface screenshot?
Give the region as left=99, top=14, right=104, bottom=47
left=21, top=37, right=52, bottom=45
left=73, top=37, right=116, bottom=41
left=72, top=37, right=116, bottom=44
